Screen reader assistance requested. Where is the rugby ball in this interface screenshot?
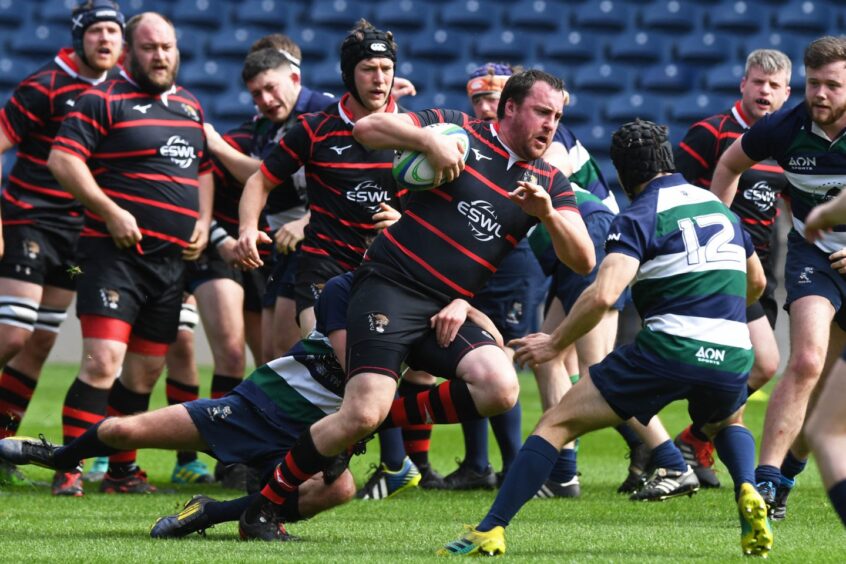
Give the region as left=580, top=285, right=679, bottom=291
left=392, top=122, right=470, bottom=191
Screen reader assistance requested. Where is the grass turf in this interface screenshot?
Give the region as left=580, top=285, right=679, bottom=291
left=0, top=364, right=842, bottom=562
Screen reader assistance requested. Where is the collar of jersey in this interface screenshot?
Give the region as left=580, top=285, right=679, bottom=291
left=337, top=92, right=398, bottom=126
left=641, top=172, right=685, bottom=196
left=119, top=69, right=177, bottom=104
left=490, top=122, right=522, bottom=170
left=731, top=100, right=751, bottom=129
left=54, top=47, right=108, bottom=86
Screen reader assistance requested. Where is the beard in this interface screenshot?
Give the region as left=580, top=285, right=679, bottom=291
left=806, top=98, right=846, bottom=127
left=128, top=53, right=180, bottom=94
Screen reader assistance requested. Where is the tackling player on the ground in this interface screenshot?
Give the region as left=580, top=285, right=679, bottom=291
left=439, top=119, right=772, bottom=558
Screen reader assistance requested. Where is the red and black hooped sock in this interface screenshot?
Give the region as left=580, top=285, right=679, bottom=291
left=210, top=374, right=240, bottom=399
left=0, top=366, right=37, bottom=439
left=257, top=429, right=333, bottom=512
left=397, top=380, right=435, bottom=468
left=105, top=379, right=151, bottom=477
left=381, top=379, right=482, bottom=429
left=62, top=377, right=109, bottom=446
left=165, top=377, right=200, bottom=465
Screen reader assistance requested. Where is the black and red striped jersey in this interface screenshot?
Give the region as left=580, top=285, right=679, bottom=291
left=0, top=48, right=121, bottom=229
left=52, top=70, right=211, bottom=256
left=259, top=93, right=402, bottom=271
left=366, top=108, right=578, bottom=301
left=675, top=101, right=788, bottom=262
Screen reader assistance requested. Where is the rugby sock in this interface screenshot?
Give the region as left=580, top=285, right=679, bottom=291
left=549, top=448, right=577, bottom=484
left=53, top=419, right=119, bottom=469
left=105, top=379, right=150, bottom=477
left=397, top=380, right=433, bottom=468
left=779, top=449, right=807, bottom=484
left=377, top=428, right=406, bottom=470
left=827, top=479, right=846, bottom=527
left=490, top=400, right=522, bottom=473
left=0, top=366, right=37, bottom=439
left=477, top=435, right=558, bottom=532
left=615, top=422, right=643, bottom=449
left=210, top=374, right=240, bottom=400
left=61, top=377, right=109, bottom=445
left=461, top=418, right=490, bottom=473
left=380, top=380, right=482, bottom=428
left=712, top=425, right=756, bottom=497
left=755, top=464, right=783, bottom=488
left=255, top=429, right=333, bottom=512
left=650, top=440, right=687, bottom=473
left=165, top=378, right=200, bottom=465
left=204, top=493, right=259, bottom=525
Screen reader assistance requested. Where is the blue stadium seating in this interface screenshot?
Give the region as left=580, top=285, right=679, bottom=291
left=373, top=0, right=431, bottom=30
left=563, top=94, right=598, bottom=125
left=0, top=0, right=32, bottom=27
left=607, top=31, right=666, bottom=65
left=639, top=63, right=694, bottom=93
left=473, top=28, right=527, bottom=61
left=639, top=1, right=697, bottom=34
left=10, top=23, right=66, bottom=58
left=667, top=92, right=735, bottom=124
left=175, top=28, right=203, bottom=61
left=604, top=92, right=664, bottom=123
left=676, top=32, right=737, bottom=64
left=541, top=31, right=599, bottom=64
left=39, top=1, right=75, bottom=24
left=709, top=1, right=765, bottom=33
left=440, top=59, right=483, bottom=92
left=181, top=59, right=232, bottom=91
left=395, top=60, right=437, bottom=95
left=287, top=26, right=347, bottom=63
left=310, top=60, right=344, bottom=92
left=233, top=0, right=303, bottom=30
left=441, top=1, right=498, bottom=31
left=212, top=89, right=255, bottom=122
left=573, top=0, right=631, bottom=32
left=774, top=0, right=831, bottom=34
left=406, top=91, right=469, bottom=114
left=307, top=0, right=371, bottom=29
left=572, top=62, right=632, bottom=93
left=407, top=27, right=468, bottom=61
left=703, top=62, right=746, bottom=93
left=205, top=25, right=266, bottom=59
left=570, top=123, right=613, bottom=156
left=172, top=0, right=229, bottom=29
left=505, top=0, right=566, bottom=31
left=0, top=56, right=41, bottom=88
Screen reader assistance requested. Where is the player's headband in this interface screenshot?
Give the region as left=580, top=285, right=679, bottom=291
left=467, top=63, right=513, bottom=99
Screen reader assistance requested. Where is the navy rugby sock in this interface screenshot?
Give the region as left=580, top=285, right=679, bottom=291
left=615, top=423, right=643, bottom=449
left=549, top=448, right=577, bottom=484
left=827, top=479, right=846, bottom=527
left=780, top=450, right=807, bottom=484
left=0, top=366, right=37, bottom=439
left=649, top=440, right=687, bottom=473
left=54, top=419, right=120, bottom=469
left=460, top=418, right=490, bottom=473
left=477, top=435, right=558, bottom=532
left=377, top=428, right=406, bottom=470
left=755, top=464, right=783, bottom=487
left=490, top=401, right=522, bottom=473
left=713, top=425, right=756, bottom=498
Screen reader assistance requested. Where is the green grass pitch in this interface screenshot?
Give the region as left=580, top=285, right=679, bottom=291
left=0, top=364, right=842, bottom=562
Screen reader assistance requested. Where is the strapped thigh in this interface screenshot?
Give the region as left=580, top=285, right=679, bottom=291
left=0, top=295, right=39, bottom=332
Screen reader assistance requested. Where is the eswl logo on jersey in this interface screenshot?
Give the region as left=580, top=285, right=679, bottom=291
left=695, top=346, right=725, bottom=366
left=346, top=180, right=392, bottom=213
left=742, top=180, right=776, bottom=212
left=160, top=135, right=197, bottom=168
left=132, top=104, right=152, bottom=114
left=457, top=199, right=502, bottom=242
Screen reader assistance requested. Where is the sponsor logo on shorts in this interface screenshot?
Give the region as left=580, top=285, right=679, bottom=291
left=505, top=300, right=523, bottom=325
left=22, top=239, right=40, bottom=260
left=309, top=282, right=325, bottom=301
left=99, top=288, right=120, bottom=310
left=695, top=346, right=725, bottom=365
left=346, top=180, right=392, bottom=213
left=607, top=232, right=622, bottom=242
left=798, top=266, right=814, bottom=285
left=206, top=404, right=232, bottom=421
left=457, top=199, right=502, bottom=242
left=368, top=312, right=390, bottom=333
left=160, top=135, right=197, bottom=169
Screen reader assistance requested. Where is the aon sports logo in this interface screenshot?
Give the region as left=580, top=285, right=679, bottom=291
left=160, top=135, right=197, bottom=169
left=695, top=346, right=725, bottom=365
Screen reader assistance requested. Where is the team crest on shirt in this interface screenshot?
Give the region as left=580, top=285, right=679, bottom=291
left=368, top=312, right=390, bottom=333
left=21, top=239, right=40, bottom=260
left=181, top=103, right=200, bottom=122
left=160, top=135, right=197, bottom=169
left=346, top=180, right=392, bottom=213
left=99, top=288, right=120, bottom=310
left=457, top=199, right=502, bottom=242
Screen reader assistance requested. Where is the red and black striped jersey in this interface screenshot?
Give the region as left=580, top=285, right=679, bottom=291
left=259, top=93, right=402, bottom=271
left=675, top=101, right=787, bottom=261
left=0, top=48, right=121, bottom=229
left=366, top=109, right=578, bottom=301
left=52, top=70, right=211, bottom=255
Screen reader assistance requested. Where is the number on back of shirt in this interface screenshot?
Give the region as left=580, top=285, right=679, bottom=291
left=678, top=213, right=743, bottom=265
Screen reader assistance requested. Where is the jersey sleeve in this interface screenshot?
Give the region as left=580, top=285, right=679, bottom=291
left=548, top=167, right=578, bottom=213
left=315, top=272, right=353, bottom=336
left=675, top=120, right=718, bottom=187
left=604, top=211, right=648, bottom=262
left=51, top=88, right=110, bottom=161
left=259, top=116, right=311, bottom=186
left=0, top=74, right=53, bottom=145
left=740, top=109, right=788, bottom=163
left=406, top=108, right=469, bottom=128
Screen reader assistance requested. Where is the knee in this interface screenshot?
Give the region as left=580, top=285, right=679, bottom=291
left=98, top=417, right=134, bottom=449
left=342, top=404, right=386, bottom=440
left=751, top=352, right=779, bottom=386
left=211, top=339, right=245, bottom=375
left=326, top=470, right=357, bottom=505
left=463, top=364, right=519, bottom=416
left=787, top=349, right=826, bottom=384
left=0, top=330, right=29, bottom=363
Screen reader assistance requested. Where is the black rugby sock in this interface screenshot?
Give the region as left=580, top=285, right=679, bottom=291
left=0, top=366, right=37, bottom=439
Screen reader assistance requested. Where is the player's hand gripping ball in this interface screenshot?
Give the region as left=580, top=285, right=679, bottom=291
left=392, top=122, right=470, bottom=191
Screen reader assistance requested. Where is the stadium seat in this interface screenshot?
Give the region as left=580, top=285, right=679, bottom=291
left=742, top=30, right=805, bottom=63
left=212, top=89, right=255, bottom=123
left=541, top=31, right=599, bottom=64
left=307, top=0, right=371, bottom=29
left=10, top=23, right=66, bottom=58
left=709, top=1, right=765, bottom=33
left=639, top=63, right=694, bottom=93
left=182, top=59, right=232, bottom=92
left=287, top=26, right=347, bottom=62
left=0, top=55, right=41, bottom=87
left=39, top=1, right=76, bottom=24
left=676, top=32, right=737, bottom=64
left=440, top=59, right=486, bottom=92
left=563, top=94, right=598, bottom=125
left=233, top=0, right=302, bottom=30
left=441, top=1, right=498, bottom=31
left=527, top=61, right=571, bottom=86
left=774, top=0, right=831, bottom=34
left=407, top=27, right=468, bottom=61
left=569, top=123, right=612, bottom=156
left=604, top=92, right=664, bottom=123
left=572, top=62, right=631, bottom=93
left=505, top=0, right=566, bottom=31
left=121, top=0, right=174, bottom=17
left=206, top=26, right=267, bottom=59
left=703, top=62, right=746, bottom=94
left=667, top=92, right=735, bottom=124
left=174, top=28, right=202, bottom=61
left=473, top=28, right=527, bottom=61
left=395, top=60, right=437, bottom=95
left=374, top=0, right=431, bottom=30
left=573, top=0, right=631, bottom=32
left=607, top=31, right=666, bottom=65
left=640, top=0, right=697, bottom=34
left=172, top=0, right=228, bottom=29
left=310, top=60, right=344, bottom=92
left=406, top=90, right=469, bottom=114
left=0, top=0, right=32, bottom=26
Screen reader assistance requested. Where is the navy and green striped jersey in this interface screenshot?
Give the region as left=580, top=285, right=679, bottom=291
left=553, top=124, right=620, bottom=213
left=606, top=173, right=755, bottom=385
left=741, top=101, right=846, bottom=254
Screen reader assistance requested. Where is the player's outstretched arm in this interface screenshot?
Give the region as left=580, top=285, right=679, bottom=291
left=805, top=188, right=846, bottom=241
left=236, top=169, right=275, bottom=269
left=353, top=113, right=465, bottom=186
left=709, top=136, right=758, bottom=206
left=203, top=122, right=261, bottom=184
left=47, top=149, right=141, bottom=249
